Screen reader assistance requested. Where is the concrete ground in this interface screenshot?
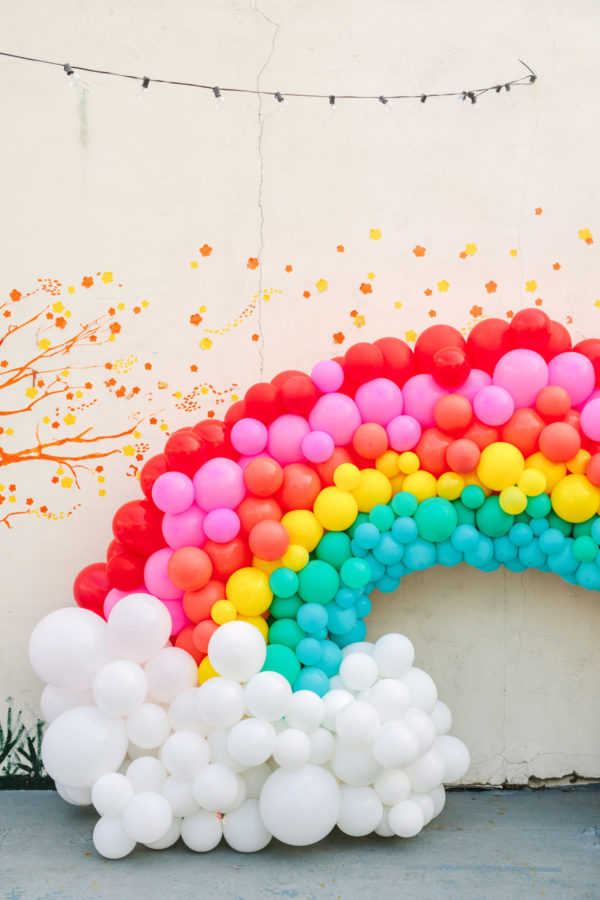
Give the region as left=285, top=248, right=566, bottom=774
left=1, top=787, right=598, bottom=900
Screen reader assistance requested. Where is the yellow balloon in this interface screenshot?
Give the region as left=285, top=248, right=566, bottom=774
left=551, top=473, right=600, bottom=523
left=402, top=470, right=437, bottom=502
left=351, top=468, right=392, bottom=512
left=333, top=463, right=361, bottom=491
left=252, top=556, right=281, bottom=576
left=281, top=509, right=323, bottom=551
left=398, top=451, right=420, bottom=475
left=211, top=599, right=237, bottom=625
left=477, top=441, right=525, bottom=491
left=437, top=471, right=464, bottom=501
left=314, top=485, right=359, bottom=531
left=238, top=614, right=269, bottom=642
left=198, top=656, right=219, bottom=684
left=376, top=450, right=400, bottom=478
left=566, top=448, right=591, bottom=475
left=499, top=485, right=527, bottom=515
left=525, top=452, right=566, bottom=492
left=226, top=566, right=272, bottom=616
left=280, top=543, right=310, bottom=571
left=517, top=467, right=547, bottom=497
left=389, top=473, right=406, bottom=496
left=461, top=470, right=491, bottom=494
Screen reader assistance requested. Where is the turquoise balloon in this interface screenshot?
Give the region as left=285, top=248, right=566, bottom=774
left=573, top=535, right=598, bottom=562
left=375, top=574, right=400, bottom=593
left=270, top=596, right=303, bottom=619
left=315, top=532, right=352, bottom=569
left=346, top=512, right=369, bottom=538
left=391, top=491, right=418, bottom=517
left=526, top=493, right=551, bottom=518
left=269, top=567, right=299, bottom=599
left=353, top=523, right=380, bottom=550
left=326, top=604, right=357, bottom=635
left=369, top=504, right=395, bottom=532
left=293, top=667, right=329, bottom=696
left=319, top=640, right=343, bottom=676
left=372, top=534, right=404, bottom=566
left=403, top=538, right=436, bottom=572
left=262, top=643, right=301, bottom=686
left=340, top=557, right=372, bottom=588
left=476, top=496, right=514, bottom=537
left=414, top=498, right=458, bottom=543
left=298, top=560, right=339, bottom=604
left=436, top=539, right=463, bottom=567
left=461, top=485, right=485, bottom=510
left=391, top=517, right=418, bottom=544
left=493, top=535, right=518, bottom=562
left=296, top=637, right=323, bottom=666
left=576, top=562, right=600, bottom=590
left=538, top=528, right=565, bottom=555
left=268, top=618, right=306, bottom=650
left=509, top=524, right=533, bottom=547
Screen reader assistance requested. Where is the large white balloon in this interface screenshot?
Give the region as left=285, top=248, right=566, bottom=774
left=122, top=791, right=173, bottom=843
left=29, top=608, right=112, bottom=690
left=93, top=815, right=136, bottom=859
left=321, top=689, right=353, bottom=730
left=192, top=763, right=244, bottom=813
left=180, top=809, right=222, bottom=852
left=367, top=679, right=410, bottom=723
left=207, top=621, right=266, bottom=682
left=92, top=660, right=148, bottom=716
left=223, top=799, right=272, bottom=852
left=259, top=765, right=340, bottom=846
left=434, top=735, right=471, bottom=783
left=42, top=706, right=128, bottom=788
left=337, top=786, right=383, bottom=837
left=338, top=653, right=378, bottom=692
left=402, top=667, right=438, bottom=714
left=430, top=700, right=453, bottom=735
left=242, top=763, right=273, bottom=799
left=404, top=748, right=445, bottom=793
left=330, top=739, right=381, bottom=787
left=168, top=688, right=210, bottom=734
left=272, top=729, right=311, bottom=770
left=40, top=685, right=94, bottom=723
left=161, top=776, right=199, bottom=817
left=372, top=722, right=420, bottom=769
left=308, top=728, right=335, bottom=765
left=373, top=769, right=411, bottom=806
left=285, top=690, right=324, bottom=732
left=144, top=816, right=182, bottom=850
left=335, top=701, right=380, bottom=747
left=107, top=594, right=171, bottom=664
left=196, top=677, right=245, bottom=728
left=388, top=799, right=425, bottom=838
left=145, top=648, right=198, bottom=704
left=126, top=756, right=167, bottom=793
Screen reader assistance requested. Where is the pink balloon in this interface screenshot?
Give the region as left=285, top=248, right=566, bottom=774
left=548, top=352, right=595, bottom=406
left=493, top=349, right=548, bottom=408
left=230, top=417, right=268, bottom=455
left=311, top=359, right=344, bottom=393
left=152, top=471, right=195, bottom=515
left=402, top=374, right=447, bottom=427
left=193, top=458, right=246, bottom=511
left=161, top=600, right=190, bottom=637
left=473, top=385, right=515, bottom=426
left=355, top=378, right=403, bottom=425
left=162, top=505, right=206, bottom=550
left=577, top=387, right=600, bottom=411
left=386, top=415, right=422, bottom=450
left=301, top=430, right=335, bottom=463
left=455, top=368, right=492, bottom=402
left=203, top=507, right=241, bottom=543
left=144, top=548, right=183, bottom=601
left=267, top=414, right=311, bottom=464
left=308, top=393, right=362, bottom=445
left=580, top=398, right=600, bottom=441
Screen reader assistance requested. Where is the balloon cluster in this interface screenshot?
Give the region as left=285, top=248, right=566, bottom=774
left=30, top=607, right=469, bottom=857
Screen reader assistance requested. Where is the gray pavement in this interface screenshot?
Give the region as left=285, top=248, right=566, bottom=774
left=1, top=786, right=598, bottom=900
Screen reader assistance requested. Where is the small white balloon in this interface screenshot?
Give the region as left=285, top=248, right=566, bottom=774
left=335, top=701, right=380, bottom=747
left=207, top=728, right=245, bottom=772
left=404, top=708, right=436, bottom=754
left=208, top=621, right=266, bottom=682
left=55, top=783, right=92, bottom=806
left=430, top=701, right=453, bottom=736
left=328, top=675, right=344, bottom=690
left=337, top=785, right=383, bottom=837
left=227, top=718, right=276, bottom=768
left=168, top=688, right=211, bottom=734
left=127, top=740, right=158, bottom=761
left=107, top=593, right=172, bottom=664
left=339, top=653, right=378, bottom=692
left=192, top=763, right=244, bottom=813
left=93, top=660, right=148, bottom=716
left=196, top=677, right=245, bottom=728
left=144, top=816, right=182, bottom=849
left=160, top=730, right=210, bottom=779
left=42, top=706, right=128, bottom=788
left=145, top=648, right=198, bottom=704
left=373, top=633, right=414, bottom=679
left=401, top=667, right=438, bottom=714
left=93, top=815, right=136, bottom=859
left=223, top=799, right=272, bottom=852
left=434, top=735, right=471, bottom=783
left=161, top=777, right=199, bottom=817
left=126, top=703, right=171, bottom=749
left=29, top=607, right=112, bottom=690
left=272, top=729, right=311, bottom=770
left=367, top=679, right=410, bottom=723
left=330, top=739, right=381, bottom=787
left=285, top=690, right=324, bottom=732
left=92, top=772, right=134, bottom=816
left=409, top=791, right=435, bottom=825
left=374, top=806, right=395, bottom=837
left=372, top=722, right=420, bottom=770
left=245, top=671, right=292, bottom=721
left=388, top=799, right=424, bottom=838
left=259, top=765, right=340, bottom=846
left=321, top=689, right=353, bottom=730
left=126, top=756, right=167, bottom=793
left=122, top=790, right=173, bottom=844
left=373, top=769, right=411, bottom=806
left=180, top=809, right=222, bottom=852
left=308, top=727, right=335, bottom=765
left=40, top=685, right=94, bottom=723
left=404, top=748, right=445, bottom=793
left=341, top=642, right=374, bottom=657
left=429, top=785, right=446, bottom=817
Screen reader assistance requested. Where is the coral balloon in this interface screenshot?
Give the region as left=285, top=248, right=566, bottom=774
left=344, top=343, right=384, bottom=383
left=538, top=423, right=581, bottom=463
left=278, top=464, right=322, bottom=510
left=113, top=500, right=165, bottom=556
left=414, top=325, right=466, bottom=374
left=586, top=453, right=600, bottom=486
left=244, top=457, right=284, bottom=497
left=508, top=308, right=551, bottom=352
left=535, top=385, right=572, bottom=421
left=313, top=447, right=354, bottom=486
left=446, top=439, right=481, bottom=473
left=373, top=337, right=415, bottom=387
left=166, top=547, right=212, bottom=592
left=140, top=454, right=168, bottom=501
left=466, top=318, right=511, bottom=374
left=237, top=496, right=282, bottom=534
left=415, top=428, right=454, bottom=477
left=461, top=421, right=499, bottom=450
left=224, top=400, right=247, bottom=425
left=249, top=520, right=290, bottom=561
left=183, top=579, right=226, bottom=623
left=352, top=423, right=389, bottom=459
left=433, top=394, right=473, bottom=432
left=73, top=563, right=110, bottom=615
left=203, top=537, right=252, bottom=580
left=432, top=347, right=471, bottom=389
left=501, top=408, right=545, bottom=458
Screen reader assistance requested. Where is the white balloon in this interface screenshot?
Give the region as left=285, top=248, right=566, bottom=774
left=160, top=730, right=210, bottom=779
left=321, top=689, right=353, bottom=730
left=245, top=671, right=292, bottom=721
left=207, top=728, right=245, bottom=772
left=404, top=708, right=436, bottom=754
left=107, top=593, right=172, bottom=664
left=122, top=790, right=173, bottom=843
left=126, top=703, right=171, bottom=749
left=40, top=685, right=94, bottom=723
left=337, top=785, right=383, bottom=837
left=93, top=660, right=148, bottom=716
left=401, top=667, right=438, bottom=714
left=434, top=735, right=471, bottom=783
left=372, top=722, right=420, bottom=769
left=223, top=799, right=272, bottom=852
left=372, top=634, right=414, bottom=679
left=308, top=727, right=335, bottom=765
left=328, top=675, right=344, bottom=690
left=55, top=783, right=92, bottom=806
left=192, top=763, right=244, bottom=813
left=161, top=777, right=199, bottom=817
left=145, top=648, right=198, bottom=704
left=388, top=799, right=424, bottom=838
left=430, top=701, right=453, bottom=736
left=335, top=701, right=380, bottom=747
left=168, top=688, right=211, bottom=734
left=196, top=677, right=245, bottom=728
left=409, top=791, right=435, bottom=825
left=259, top=765, right=340, bottom=846
left=367, top=679, right=410, bottom=723
left=341, top=642, right=374, bottom=657
left=272, top=729, right=311, bottom=770
left=330, top=739, right=381, bottom=787
left=208, top=621, right=266, bottom=682
left=373, top=769, right=411, bottom=806
left=144, top=816, right=182, bottom=849
left=404, top=748, right=445, bottom=793
left=42, top=706, right=127, bottom=788
left=339, top=653, right=378, bottom=692
left=181, top=809, right=222, bottom=852
left=374, top=806, right=395, bottom=837
left=127, top=740, right=158, bottom=761
left=126, top=756, right=167, bottom=793
left=227, top=718, right=276, bottom=768
left=93, top=815, right=136, bottom=859
left=429, top=785, right=446, bottom=817
left=243, top=763, right=273, bottom=799
left=29, top=607, right=112, bottom=690
left=92, top=772, right=134, bottom=816
left=285, top=690, right=324, bottom=732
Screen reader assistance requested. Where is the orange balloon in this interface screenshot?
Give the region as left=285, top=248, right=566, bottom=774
left=434, top=394, right=473, bottom=432
left=278, top=463, right=321, bottom=510
left=183, top=579, right=226, bottom=623
left=539, top=422, right=581, bottom=463
left=586, top=453, right=600, bottom=486
left=249, top=520, right=290, bottom=561
left=535, top=385, right=571, bottom=421
left=237, top=496, right=282, bottom=534
left=243, top=457, right=284, bottom=496
left=167, top=547, right=212, bottom=591
left=352, top=423, right=389, bottom=459
left=446, top=438, right=481, bottom=473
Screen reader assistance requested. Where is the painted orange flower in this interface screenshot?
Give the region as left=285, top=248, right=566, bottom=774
left=535, top=298, right=543, bottom=306
left=247, top=258, right=259, bottom=270
left=144, top=363, right=152, bottom=370
left=109, top=321, right=121, bottom=334
left=428, top=310, right=436, bottom=318
left=333, top=332, right=345, bottom=345
left=55, top=317, right=67, bottom=329
left=303, top=290, right=311, bottom=298
left=10, top=289, right=21, bottom=302
left=81, top=276, right=94, bottom=288
left=251, top=334, right=259, bottom=341
left=424, top=288, right=432, bottom=296
left=199, top=244, right=213, bottom=257
left=189, top=314, right=203, bottom=326
left=506, top=310, right=514, bottom=319
left=337, top=245, right=345, bottom=252
left=285, top=265, right=293, bottom=273
left=535, top=207, right=543, bottom=215
left=459, top=251, right=467, bottom=259
left=485, top=281, right=497, bottom=293
left=359, top=283, right=372, bottom=295
left=552, top=262, right=561, bottom=270
left=413, top=245, right=426, bottom=257
left=470, top=305, right=483, bottom=317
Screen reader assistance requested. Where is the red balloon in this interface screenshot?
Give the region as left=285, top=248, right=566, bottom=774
left=106, top=539, right=124, bottom=561
left=501, top=408, right=545, bottom=457
left=573, top=338, right=600, bottom=384
left=271, top=369, right=305, bottom=388
left=466, top=318, right=511, bottom=374
left=244, top=457, right=284, bottom=496
left=112, top=499, right=165, bottom=556
left=446, top=438, right=481, bottom=473
left=432, top=347, right=471, bottom=388
left=461, top=421, right=499, bottom=450
left=244, top=382, right=283, bottom=424
left=73, top=563, right=110, bottom=616
left=183, top=579, right=226, bottom=623
left=414, top=325, right=466, bottom=374
left=203, top=537, right=251, bottom=580
left=193, top=619, right=219, bottom=653
left=224, top=400, right=247, bottom=425
left=174, top=624, right=204, bottom=664
left=237, top=496, right=282, bottom=533
left=280, top=374, right=319, bottom=416
left=508, top=308, right=551, bottom=352
left=344, top=343, right=384, bottom=383
left=164, top=430, right=208, bottom=476
left=140, top=454, right=169, bottom=500
left=331, top=357, right=357, bottom=397
left=192, top=419, right=236, bottom=459
left=586, top=453, right=600, bottom=486
left=249, top=520, right=290, bottom=561
left=541, top=320, right=572, bottom=361
left=415, top=427, right=454, bottom=476
left=352, top=423, right=388, bottom=459
left=278, top=463, right=321, bottom=510
left=373, top=337, right=415, bottom=387
left=106, top=551, right=146, bottom=591
left=539, top=422, right=581, bottom=463
left=434, top=394, right=473, bottom=432
left=563, top=408, right=582, bottom=434
left=535, top=385, right=571, bottom=421
left=314, top=447, right=354, bottom=485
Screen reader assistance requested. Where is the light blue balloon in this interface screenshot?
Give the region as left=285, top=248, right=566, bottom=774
left=465, top=536, right=494, bottom=568
left=375, top=574, right=400, bottom=593
left=335, top=588, right=359, bottom=609
left=547, top=539, right=579, bottom=576
left=530, top=518, right=549, bottom=536
left=451, top=524, right=479, bottom=552
left=591, top=518, right=600, bottom=543
left=350, top=539, right=368, bottom=558
left=436, top=539, right=463, bottom=567
left=386, top=562, right=407, bottom=579
left=509, top=524, right=534, bottom=547
left=296, top=637, right=323, bottom=666
left=354, top=522, right=380, bottom=550
left=330, top=619, right=367, bottom=648
left=538, top=528, right=565, bottom=556
left=391, top=517, right=418, bottom=544
left=504, top=559, right=526, bottom=572
left=319, top=640, right=343, bottom=676
left=403, top=538, right=436, bottom=572
left=296, top=602, right=328, bottom=634
left=326, top=604, right=357, bottom=636
left=363, top=552, right=386, bottom=582
left=373, top=533, right=404, bottom=566
left=493, top=536, right=518, bottom=563
left=293, top=667, right=329, bottom=696
left=518, top=539, right=546, bottom=569
left=355, top=596, right=372, bottom=617
left=576, top=562, right=600, bottom=590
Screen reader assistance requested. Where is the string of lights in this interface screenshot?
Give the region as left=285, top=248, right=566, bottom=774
left=1, top=51, right=536, bottom=106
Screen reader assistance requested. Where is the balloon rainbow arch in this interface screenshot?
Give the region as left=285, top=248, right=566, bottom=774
left=29, top=308, right=600, bottom=857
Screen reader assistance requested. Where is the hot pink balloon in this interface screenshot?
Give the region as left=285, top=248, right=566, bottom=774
left=230, top=417, right=268, bottom=456
left=455, top=368, right=492, bottom=402
left=580, top=398, right=600, bottom=441
left=203, top=507, right=241, bottom=543
left=301, top=430, right=335, bottom=463
left=386, top=415, right=422, bottom=450
left=267, top=414, right=311, bottom=464
left=402, top=374, right=447, bottom=427
left=548, top=352, right=595, bottom=406
left=161, top=600, right=190, bottom=637
left=308, top=393, right=362, bottom=445
left=355, top=378, right=403, bottom=426
left=311, top=359, right=344, bottom=393
left=193, top=458, right=246, bottom=511
left=152, top=471, right=195, bottom=515
left=162, top=505, right=206, bottom=550
left=473, top=385, right=515, bottom=426
left=144, top=548, right=183, bottom=601
left=493, top=349, right=548, bottom=408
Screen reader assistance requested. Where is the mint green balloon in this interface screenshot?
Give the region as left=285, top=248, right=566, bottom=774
left=269, top=596, right=303, bottom=619
left=262, top=644, right=301, bottom=686
left=461, top=485, right=485, bottom=510
left=573, top=535, right=598, bottom=562
left=391, top=492, right=418, bottom=517
left=298, top=560, right=339, bottom=604
left=315, top=532, right=352, bottom=569
left=414, top=498, right=458, bottom=543
left=269, top=567, right=299, bottom=599
left=369, top=504, right=395, bottom=532
left=268, top=618, right=306, bottom=650
left=547, top=511, right=572, bottom=536
left=475, top=495, right=514, bottom=537
left=526, top=493, right=551, bottom=519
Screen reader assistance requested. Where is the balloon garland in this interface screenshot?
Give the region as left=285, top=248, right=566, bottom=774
left=29, top=307, right=600, bottom=857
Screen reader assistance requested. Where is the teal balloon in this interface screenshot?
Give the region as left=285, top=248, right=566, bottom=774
left=268, top=618, right=306, bottom=650
left=375, top=574, right=400, bottom=593
left=414, top=497, right=457, bottom=543
left=531, top=518, right=549, bottom=536
left=436, top=539, right=463, bottom=567
left=353, top=523, right=380, bottom=550
left=363, top=553, right=385, bottom=582
left=391, top=491, right=418, bottom=517
left=452, top=524, right=479, bottom=552
left=298, top=560, right=339, bottom=604
left=504, top=559, right=526, bottom=572
left=452, top=500, right=476, bottom=526
left=330, top=619, right=367, bottom=648
left=573, top=535, right=598, bottom=562
left=575, top=562, right=600, bottom=590
left=335, top=588, right=360, bottom=609
left=316, top=532, right=352, bottom=569
left=493, top=535, right=518, bottom=563
left=293, top=667, right=329, bottom=696
left=262, top=643, right=301, bottom=686
left=509, top=524, right=533, bottom=547
left=355, top=596, right=372, bottom=617
left=526, top=493, right=551, bottom=518
left=391, top=517, right=418, bottom=544
left=269, top=567, right=299, bottom=599
left=319, top=640, right=343, bottom=677
left=547, top=539, right=578, bottom=575
left=350, top=539, right=368, bottom=558
left=573, top=519, right=594, bottom=538
left=591, top=519, right=600, bottom=543
left=346, top=512, right=369, bottom=538
left=464, top=536, right=494, bottom=568
left=386, top=561, right=406, bottom=579
left=546, top=511, right=572, bottom=537
left=296, top=602, right=328, bottom=633
left=326, top=605, right=357, bottom=635
left=340, top=557, right=372, bottom=588
left=518, top=539, right=546, bottom=569
left=476, top=495, right=514, bottom=537
left=369, top=504, right=395, bottom=532
left=296, top=637, right=323, bottom=666
left=461, top=485, right=485, bottom=510
left=270, top=596, right=302, bottom=619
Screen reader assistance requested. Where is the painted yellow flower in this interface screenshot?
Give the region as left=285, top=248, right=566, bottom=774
left=525, top=280, right=537, bottom=292
left=405, top=330, right=417, bottom=342
left=101, top=272, right=113, bottom=284
left=316, top=279, right=328, bottom=292
left=200, top=338, right=213, bottom=349
left=437, top=280, right=449, bottom=293
left=369, top=228, right=382, bottom=240
left=63, top=413, right=76, bottom=425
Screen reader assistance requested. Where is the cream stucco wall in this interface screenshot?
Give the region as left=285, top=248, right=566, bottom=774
left=1, top=0, right=599, bottom=785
